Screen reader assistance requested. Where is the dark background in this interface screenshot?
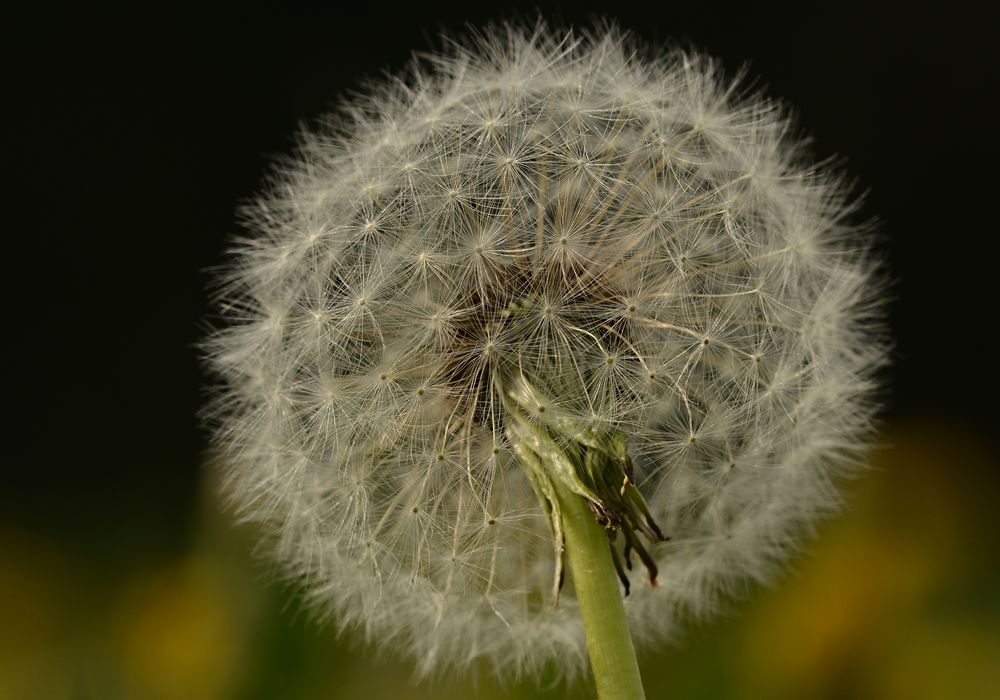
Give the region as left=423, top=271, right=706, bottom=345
left=5, top=4, right=998, bottom=699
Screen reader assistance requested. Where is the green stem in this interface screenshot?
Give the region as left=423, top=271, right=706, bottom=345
left=552, top=474, right=646, bottom=700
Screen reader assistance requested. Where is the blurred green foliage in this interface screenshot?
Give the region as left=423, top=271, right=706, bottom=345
left=3, top=420, right=998, bottom=699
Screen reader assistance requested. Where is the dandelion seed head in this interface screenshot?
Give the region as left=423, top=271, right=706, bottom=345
left=204, top=22, right=885, bottom=680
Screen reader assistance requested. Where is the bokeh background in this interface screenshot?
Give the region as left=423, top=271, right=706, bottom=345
left=6, top=4, right=997, bottom=699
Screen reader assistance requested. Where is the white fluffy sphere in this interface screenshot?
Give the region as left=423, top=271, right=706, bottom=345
left=204, top=25, right=885, bottom=679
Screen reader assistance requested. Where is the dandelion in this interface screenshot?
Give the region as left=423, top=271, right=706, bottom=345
left=204, top=22, right=885, bottom=698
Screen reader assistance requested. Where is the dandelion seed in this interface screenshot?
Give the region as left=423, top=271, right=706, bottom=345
left=203, top=21, right=886, bottom=692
